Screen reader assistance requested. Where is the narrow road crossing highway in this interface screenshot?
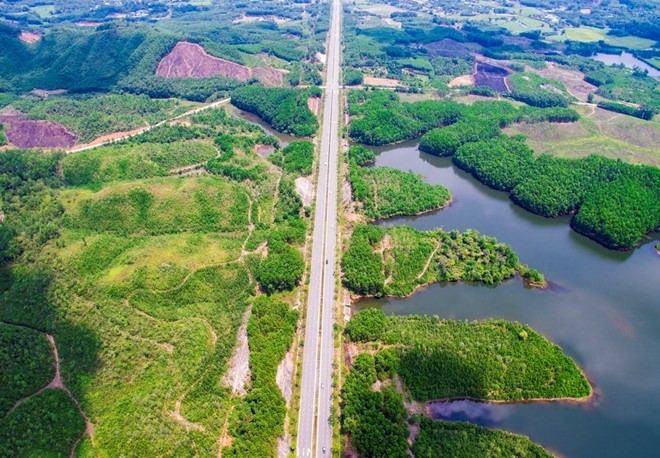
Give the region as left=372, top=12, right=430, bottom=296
left=297, top=0, right=342, bottom=456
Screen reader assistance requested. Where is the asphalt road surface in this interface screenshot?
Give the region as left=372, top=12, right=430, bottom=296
left=296, top=0, right=342, bottom=456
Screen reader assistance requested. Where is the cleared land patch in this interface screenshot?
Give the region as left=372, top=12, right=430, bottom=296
left=504, top=107, right=660, bottom=167
left=157, top=42, right=286, bottom=87
left=0, top=112, right=76, bottom=148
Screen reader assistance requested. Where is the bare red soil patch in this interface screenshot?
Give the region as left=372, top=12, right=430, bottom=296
left=19, top=31, right=41, bottom=44
left=0, top=113, right=77, bottom=149
left=307, top=97, right=321, bottom=117
left=157, top=42, right=285, bottom=87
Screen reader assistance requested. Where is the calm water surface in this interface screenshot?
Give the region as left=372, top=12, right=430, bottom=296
left=227, top=104, right=303, bottom=146
left=358, top=140, right=660, bottom=458
left=591, top=52, right=660, bottom=77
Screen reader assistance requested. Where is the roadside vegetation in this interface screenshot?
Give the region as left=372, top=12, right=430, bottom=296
left=342, top=225, right=543, bottom=297
left=341, top=353, right=409, bottom=458
left=270, top=141, right=315, bottom=176
left=229, top=296, right=298, bottom=457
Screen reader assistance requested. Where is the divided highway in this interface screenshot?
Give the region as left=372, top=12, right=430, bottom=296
left=297, top=0, right=342, bottom=456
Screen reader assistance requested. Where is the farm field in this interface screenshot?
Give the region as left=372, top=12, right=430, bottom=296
left=548, top=26, right=656, bottom=50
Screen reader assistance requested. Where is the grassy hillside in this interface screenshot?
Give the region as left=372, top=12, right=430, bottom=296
left=0, top=105, right=308, bottom=456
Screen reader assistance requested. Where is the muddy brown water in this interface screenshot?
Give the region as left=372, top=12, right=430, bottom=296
left=357, top=139, right=660, bottom=457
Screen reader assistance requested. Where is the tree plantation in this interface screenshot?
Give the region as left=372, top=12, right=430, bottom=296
left=2, top=0, right=660, bottom=456
left=345, top=310, right=591, bottom=402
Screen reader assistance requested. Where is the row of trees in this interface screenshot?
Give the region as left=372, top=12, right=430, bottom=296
left=597, top=101, right=657, bottom=121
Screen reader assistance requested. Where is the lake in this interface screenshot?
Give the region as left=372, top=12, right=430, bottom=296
left=357, top=139, right=660, bottom=458
left=591, top=52, right=660, bottom=77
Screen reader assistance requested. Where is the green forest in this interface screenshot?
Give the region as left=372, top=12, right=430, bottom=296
left=453, top=136, right=660, bottom=249
left=343, top=92, right=660, bottom=250
left=348, top=91, right=578, bottom=147
left=348, top=146, right=451, bottom=220
left=342, top=225, right=543, bottom=297
left=0, top=103, right=307, bottom=456
left=345, top=310, right=591, bottom=402
left=412, top=417, right=552, bottom=458
left=231, top=86, right=320, bottom=137
left=341, top=309, right=588, bottom=457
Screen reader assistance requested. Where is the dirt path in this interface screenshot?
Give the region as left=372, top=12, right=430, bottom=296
left=217, top=407, right=234, bottom=457
left=416, top=241, right=441, bottom=280
left=67, top=98, right=230, bottom=154
left=2, top=325, right=95, bottom=457
left=169, top=395, right=206, bottom=432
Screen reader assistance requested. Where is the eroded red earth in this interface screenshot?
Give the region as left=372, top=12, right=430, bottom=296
left=156, top=42, right=285, bottom=86
left=0, top=113, right=77, bottom=149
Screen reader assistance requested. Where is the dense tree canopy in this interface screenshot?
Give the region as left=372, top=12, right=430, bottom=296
left=231, top=86, right=319, bottom=137
left=256, top=240, right=304, bottom=294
